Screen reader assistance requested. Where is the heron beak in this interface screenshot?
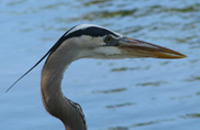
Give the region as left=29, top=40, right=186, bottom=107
left=118, top=37, right=187, bottom=59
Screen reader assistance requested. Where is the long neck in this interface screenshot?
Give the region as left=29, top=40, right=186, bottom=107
left=41, top=41, right=86, bottom=130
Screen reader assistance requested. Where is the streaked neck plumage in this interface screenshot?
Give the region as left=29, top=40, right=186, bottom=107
left=41, top=39, right=87, bottom=130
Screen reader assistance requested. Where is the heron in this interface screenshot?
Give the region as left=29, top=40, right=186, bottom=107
left=7, top=24, right=186, bottom=130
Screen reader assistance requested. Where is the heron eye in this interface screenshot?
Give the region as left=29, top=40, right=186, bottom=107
left=104, top=35, right=112, bottom=43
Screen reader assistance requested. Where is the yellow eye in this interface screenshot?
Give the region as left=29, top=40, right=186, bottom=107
left=104, top=35, right=112, bottom=43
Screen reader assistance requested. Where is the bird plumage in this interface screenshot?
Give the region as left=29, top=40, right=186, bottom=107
left=7, top=24, right=186, bottom=130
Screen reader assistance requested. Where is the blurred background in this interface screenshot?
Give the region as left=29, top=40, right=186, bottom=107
left=0, top=0, right=199, bottom=130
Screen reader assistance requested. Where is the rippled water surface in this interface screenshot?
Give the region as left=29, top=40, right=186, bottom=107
left=1, top=0, right=200, bottom=130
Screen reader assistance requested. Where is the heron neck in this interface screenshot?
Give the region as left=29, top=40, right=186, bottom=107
left=41, top=41, right=86, bottom=130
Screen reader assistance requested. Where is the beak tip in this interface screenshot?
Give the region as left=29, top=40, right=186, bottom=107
left=180, top=54, right=187, bottom=59
left=174, top=52, right=187, bottom=59
left=163, top=53, right=187, bottom=59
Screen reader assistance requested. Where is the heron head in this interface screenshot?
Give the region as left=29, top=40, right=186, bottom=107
left=63, top=24, right=186, bottom=59
left=6, top=24, right=186, bottom=93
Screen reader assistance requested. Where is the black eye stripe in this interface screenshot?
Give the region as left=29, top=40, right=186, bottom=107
left=66, top=27, right=118, bottom=38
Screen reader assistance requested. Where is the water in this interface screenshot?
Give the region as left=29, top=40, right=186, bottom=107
left=0, top=0, right=200, bottom=130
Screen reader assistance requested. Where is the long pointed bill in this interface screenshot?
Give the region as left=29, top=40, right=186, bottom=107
left=119, top=37, right=186, bottom=59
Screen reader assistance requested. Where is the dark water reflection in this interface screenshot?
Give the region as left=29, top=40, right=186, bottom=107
left=1, top=0, right=200, bottom=130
